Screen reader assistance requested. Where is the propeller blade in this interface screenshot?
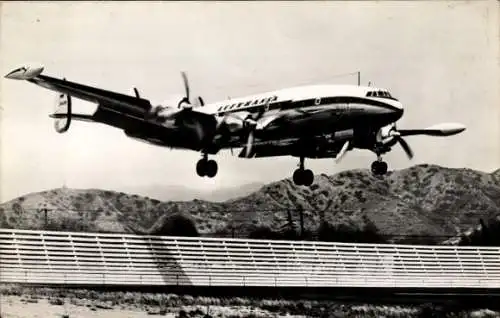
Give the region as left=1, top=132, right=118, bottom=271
left=245, top=131, right=255, bottom=158
left=397, top=137, right=414, bottom=159
left=335, top=140, right=350, bottom=163
left=181, top=71, right=190, bottom=101
left=198, top=96, right=205, bottom=106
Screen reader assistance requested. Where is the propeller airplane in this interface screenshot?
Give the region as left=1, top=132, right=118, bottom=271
left=5, top=65, right=466, bottom=186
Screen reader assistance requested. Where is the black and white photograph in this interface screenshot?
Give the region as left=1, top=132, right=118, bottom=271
left=1, top=1, right=499, bottom=317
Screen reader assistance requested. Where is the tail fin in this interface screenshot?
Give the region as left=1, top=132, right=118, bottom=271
left=54, top=92, right=72, bottom=133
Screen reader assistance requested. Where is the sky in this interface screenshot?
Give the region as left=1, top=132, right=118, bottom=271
left=1, top=1, right=499, bottom=202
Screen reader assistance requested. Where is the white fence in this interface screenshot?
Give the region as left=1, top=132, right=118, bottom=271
left=1, top=229, right=499, bottom=288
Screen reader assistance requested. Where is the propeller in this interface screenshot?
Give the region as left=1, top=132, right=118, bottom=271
left=178, top=71, right=205, bottom=109
left=143, top=71, right=206, bottom=121
left=377, top=123, right=414, bottom=159
left=242, top=106, right=267, bottom=158
left=334, top=140, right=350, bottom=163
left=395, top=136, right=414, bottom=159
left=178, top=71, right=190, bottom=108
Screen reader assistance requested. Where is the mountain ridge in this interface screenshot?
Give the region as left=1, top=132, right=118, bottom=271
left=119, top=182, right=266, bottom=203
left=1, top=164, right=499, bottom=244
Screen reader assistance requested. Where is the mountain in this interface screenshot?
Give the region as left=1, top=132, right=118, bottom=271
left=1, top=164, right=499, bottom=243
left=119, top=182, right=265, bottom=202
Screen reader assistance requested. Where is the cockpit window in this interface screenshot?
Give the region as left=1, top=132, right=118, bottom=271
left=366, top=90, right=397, bottom=100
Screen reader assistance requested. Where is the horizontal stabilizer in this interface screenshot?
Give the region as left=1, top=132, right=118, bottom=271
left=49, top=113, right=94, bottom=122
left=5, top=65, right=44, bottom=80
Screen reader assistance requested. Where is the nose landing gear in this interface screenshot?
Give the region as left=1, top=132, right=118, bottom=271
left=196, top=154, right=218, bottom=178
left=371, top=154, right=388, bottom=176
left=292, top=156, right=314, bottom=186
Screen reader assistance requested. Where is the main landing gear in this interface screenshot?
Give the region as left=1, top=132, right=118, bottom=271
left=371, top=155, right=388, bottom=176
left=196, top=154, right=218, bottom=178
left=293, top=156, right=314, bottom=186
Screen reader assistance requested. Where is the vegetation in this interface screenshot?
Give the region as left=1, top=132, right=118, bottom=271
left=442, top=216, right=500, bottom=246
left=1, top=164, right=499, bottom=245
left=2, top=284, right=498, bottom=318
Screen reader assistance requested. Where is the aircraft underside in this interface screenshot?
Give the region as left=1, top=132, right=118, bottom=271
left=110, top=105, right=402, bottom=186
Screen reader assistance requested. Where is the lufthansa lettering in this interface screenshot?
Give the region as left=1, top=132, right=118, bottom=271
left=218, top=95, right=278, bottom=112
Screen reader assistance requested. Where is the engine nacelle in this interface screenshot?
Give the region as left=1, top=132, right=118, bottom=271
left=376, top=123, right=398, bottom=144
left=217, top=111, right=254, bottom=133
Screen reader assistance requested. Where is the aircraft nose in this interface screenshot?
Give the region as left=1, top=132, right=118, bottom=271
left=393, top=102, right=404, bottom=118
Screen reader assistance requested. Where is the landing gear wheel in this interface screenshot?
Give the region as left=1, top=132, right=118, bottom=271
left=293, top=169, right=314, bottom=186
left=302, top=169, right=314, bottom=186
left=205, top=160, right=218, bottom=178
left=196, top=158, right=218, bottom=178
left=293, top=169, right=303, bottom=186
left=196, top=159, right=207, bottom=177
left=371, top=160, right=388, bottom=175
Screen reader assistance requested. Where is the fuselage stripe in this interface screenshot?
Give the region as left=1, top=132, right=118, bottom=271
left=216, top=96, right=400, bottom=116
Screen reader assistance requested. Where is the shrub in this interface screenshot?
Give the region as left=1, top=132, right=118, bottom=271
left=248, top=226, right=280, bottom=240
left=316, top=221, right=388, bottom=244
left=45, top=217, right=92, bottom=232
left=458, top=217, right=500, bottom=247
left=150, top=213, right=199, bottom=237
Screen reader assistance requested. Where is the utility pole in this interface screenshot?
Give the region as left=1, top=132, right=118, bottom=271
left=299, top=208, right=304, bottom=239
left=40, top=208, right=48, bottom=227
left=287, top=209, right=295, bottom=232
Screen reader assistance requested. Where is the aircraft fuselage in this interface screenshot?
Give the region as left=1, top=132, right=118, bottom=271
left=136, top=84, right=405, bottom=156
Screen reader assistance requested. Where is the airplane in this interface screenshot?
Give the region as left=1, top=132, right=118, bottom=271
left=5, top=65, right=466, bottom=186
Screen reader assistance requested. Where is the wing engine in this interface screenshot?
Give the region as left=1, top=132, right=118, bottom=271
left=144, top=71, right=206, bottom=121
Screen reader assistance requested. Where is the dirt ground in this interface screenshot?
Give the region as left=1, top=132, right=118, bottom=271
left=0, top=296, right=177, bottom=318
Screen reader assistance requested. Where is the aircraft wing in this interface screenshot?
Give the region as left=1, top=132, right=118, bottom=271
left=4, top=65, right=216, bottom=132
